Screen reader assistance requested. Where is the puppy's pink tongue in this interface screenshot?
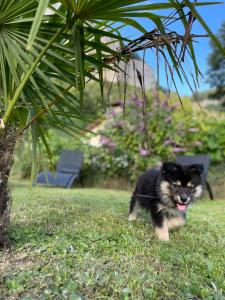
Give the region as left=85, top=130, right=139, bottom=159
left=177, top=203, right=187, bottom=211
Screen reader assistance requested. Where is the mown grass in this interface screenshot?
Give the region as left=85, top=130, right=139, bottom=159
left=1, top=182, right=225, bottom=300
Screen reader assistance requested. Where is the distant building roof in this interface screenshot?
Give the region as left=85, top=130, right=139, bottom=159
left=104, top=58, right=156, bottom=90
left=102, top=37, right=156, bottom=90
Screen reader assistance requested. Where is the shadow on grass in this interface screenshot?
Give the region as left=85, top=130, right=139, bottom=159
left=8, top=223, right=55, bottom=248
left=9, top=180, right=32, bottom=190
left=8, top=209, right=81, bottom=249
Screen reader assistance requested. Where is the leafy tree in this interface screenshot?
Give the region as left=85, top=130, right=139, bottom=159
left=208, top=22, right=225, bottom=99
left=0, top=0, right=224, bottom=248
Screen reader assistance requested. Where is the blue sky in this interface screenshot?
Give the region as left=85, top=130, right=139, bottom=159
left=121, top=1, right=225, bottom=96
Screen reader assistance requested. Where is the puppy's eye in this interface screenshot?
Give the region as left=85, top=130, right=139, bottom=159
left=172, top=183, right=180, bottom=187
left=187, top=185, right=194, bottom=189
left=188, top=186, right=194, bottom=189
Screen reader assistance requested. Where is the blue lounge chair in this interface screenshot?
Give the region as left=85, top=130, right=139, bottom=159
left=35, top=150, right=83, bottom=188
left=176, top=154, right=214, bottom=200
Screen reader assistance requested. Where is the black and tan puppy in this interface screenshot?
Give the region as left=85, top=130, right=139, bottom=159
left=128, top=162, right=204, bottom=241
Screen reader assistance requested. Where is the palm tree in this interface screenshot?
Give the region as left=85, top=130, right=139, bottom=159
left=0, top=0, right=224, bottom=248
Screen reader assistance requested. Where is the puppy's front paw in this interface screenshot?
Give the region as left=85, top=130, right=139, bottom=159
left=166, top=216, right=186, bottom=229
left=128, top=213, right=137, bottom=221
left=155, top=227, right=169, bottom=241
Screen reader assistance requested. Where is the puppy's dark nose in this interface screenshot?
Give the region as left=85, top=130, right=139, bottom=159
left=180, top=195, right=188, bottom=203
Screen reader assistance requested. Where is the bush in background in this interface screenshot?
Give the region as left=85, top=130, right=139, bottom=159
left=12, top=95, right=225, bottom=184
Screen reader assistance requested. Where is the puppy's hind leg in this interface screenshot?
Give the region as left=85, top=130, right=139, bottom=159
left=128, top=195, right=140, bottom=221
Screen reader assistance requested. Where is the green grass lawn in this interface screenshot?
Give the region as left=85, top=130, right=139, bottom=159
left=1, top=183, right=225, bottom=300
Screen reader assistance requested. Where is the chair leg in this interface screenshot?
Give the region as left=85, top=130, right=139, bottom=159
left=206, top=180, right=214, bottom=200
left=80, top=177, right=84, bottom=188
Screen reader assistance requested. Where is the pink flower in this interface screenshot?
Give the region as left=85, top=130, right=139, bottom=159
left=100, top=136, right=116, bottom=151
left=107, top=109, right=118, bottom=117
left=138, top=122, right=145, bottom=132
left=139, top=148, right=150, bottom=157
left=162, top=100, right=170, bottom=110
left=164, top=116, right=172, bottom=124
left=170, top=103, right=179, bottom=110
left=194, top=141, right=202, bottom=146
left=132, top=96, right=143, bottom=108
left=100, top=136, right=110, bottom=145
left=164, top=139, right=172, bottom=145
left=108, top=142, right=116, bottom=151
left=172, top=147, right=187, bottom=153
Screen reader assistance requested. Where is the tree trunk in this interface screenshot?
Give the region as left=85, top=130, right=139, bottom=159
left=0, top=127, right=16, bottom=249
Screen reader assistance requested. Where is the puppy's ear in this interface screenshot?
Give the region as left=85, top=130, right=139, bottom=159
left=188, top=164, right=204, bottom=175
left=162, top=162, right=180, bottom=174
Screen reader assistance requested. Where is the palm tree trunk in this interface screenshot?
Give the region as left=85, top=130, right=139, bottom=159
left=0, top=127, right=16, bottom=249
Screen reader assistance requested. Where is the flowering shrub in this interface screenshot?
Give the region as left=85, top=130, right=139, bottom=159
left=91, top=97, right=181, bottom=181
left=13, top=95, right=225, bottom=183
left=87, top=96, right=225, bottom=182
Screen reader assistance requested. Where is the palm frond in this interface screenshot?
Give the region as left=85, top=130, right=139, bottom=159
left=26, top=0, right=50, bottom=50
